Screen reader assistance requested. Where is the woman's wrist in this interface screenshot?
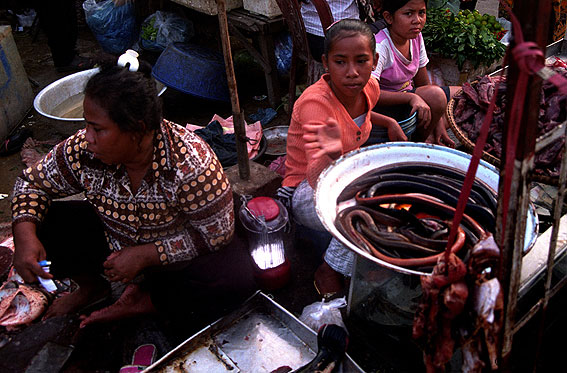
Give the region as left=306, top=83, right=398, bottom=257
left=13, top=221, right=39, bottom=247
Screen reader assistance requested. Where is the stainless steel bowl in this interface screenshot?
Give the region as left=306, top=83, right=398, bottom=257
left=263, top=126, right=288, bottom=156
left=314, top=142, right=539, bottom=276
left=33, top=68, right=100, bottom=136
left=34, top=68, right=167, bottom=136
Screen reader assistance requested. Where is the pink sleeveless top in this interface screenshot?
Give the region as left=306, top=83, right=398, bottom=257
left=374, top=29, right=425, bottom=92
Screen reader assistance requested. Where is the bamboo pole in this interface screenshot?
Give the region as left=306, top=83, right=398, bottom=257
left=217, top=0, right=250, bottom=180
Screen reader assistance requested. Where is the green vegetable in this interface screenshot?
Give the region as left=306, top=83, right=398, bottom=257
left=141, top=16, right=158, bottom=42
left=422, top=7, right=506, bottom=69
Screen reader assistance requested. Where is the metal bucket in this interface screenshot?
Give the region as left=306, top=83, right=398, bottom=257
left=314, top=142, right=539, bottom=277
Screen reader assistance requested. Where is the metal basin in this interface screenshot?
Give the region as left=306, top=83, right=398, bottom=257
left=314, top=142, right=539, bottom=276
left=33, top=68, right=100, bottom=136
left=34, top=68, right=167, bottom=136
left=263, top=126, right=288, bottom=156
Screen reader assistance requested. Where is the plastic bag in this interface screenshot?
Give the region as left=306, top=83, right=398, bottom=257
left=274, top=32, right=293, bottom=76
left=140, top=11, right=194, bottom=52
left=427, top=0, right=460, bottom=13
left=299, top=297, right=347, bottom=332
left=83, top=0, right=137, bottom=55
left=497, top=17, right=512, bottom=46
left=15, top=9, right=36, bottom=28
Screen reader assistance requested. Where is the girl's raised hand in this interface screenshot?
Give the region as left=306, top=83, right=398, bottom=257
left=408, top=94, right=431, bottom=129
left=303, top=118, right=343, bottom=160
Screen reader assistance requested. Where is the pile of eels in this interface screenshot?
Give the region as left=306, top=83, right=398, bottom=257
left=335, top=163, right=497, bottom=271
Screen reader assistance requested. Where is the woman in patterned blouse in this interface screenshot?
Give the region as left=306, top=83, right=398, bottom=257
left=11, top=59, right=254, bottom=328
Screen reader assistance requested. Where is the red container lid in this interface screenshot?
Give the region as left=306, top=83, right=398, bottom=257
left=247, top=197, right=280, bottom=221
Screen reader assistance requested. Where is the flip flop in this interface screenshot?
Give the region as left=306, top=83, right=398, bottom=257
left=119, top=344, right=156, bottom=373
left=0, top=128, right=32, bottom=157
left=56, top=55, right=95, bottom=73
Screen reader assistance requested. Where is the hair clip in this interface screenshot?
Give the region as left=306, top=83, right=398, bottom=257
left=117, top=49, right=140, bottom=72
left=325, top=20, right=341, bottom=32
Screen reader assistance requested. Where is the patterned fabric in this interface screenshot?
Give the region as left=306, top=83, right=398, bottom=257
left=290, top=180, right=325, bottom=231
left=356, top=0, right=381, bottom=24
left=283, top=74, right=381, bottom=188
left=301, top=0, right=360, bottom=37
left=11, top=119, right=234, bottom=265
left=324, top=238, right=354, bottom=276
left=371, top=28, right=429, bottom=92
left=291, top=180, right=353, bottom=276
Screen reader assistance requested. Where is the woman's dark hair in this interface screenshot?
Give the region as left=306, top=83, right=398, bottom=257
left=323, top=19, right=376, bottom=57
left=381, top=0, right=422, bottom=17
left=84, top=57, right=162, bottom=134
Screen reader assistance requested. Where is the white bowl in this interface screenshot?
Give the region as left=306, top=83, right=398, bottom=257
left=314, top=142, right=539, bottom=276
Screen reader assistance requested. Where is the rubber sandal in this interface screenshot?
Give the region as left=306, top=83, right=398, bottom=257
left=119, top=344, right=156, bottom=372
left=0, top=128, right=32, bottom=157
left=131, top=344, right=156, bottom=366
left=118, top=365, right=146, bottom=373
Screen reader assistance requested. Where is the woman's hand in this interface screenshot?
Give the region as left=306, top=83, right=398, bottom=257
left=408, top=94, right=431, bottom=129
left=103, top=243, right=159, bottom=283
left=12, top=222, right=51, bottom=283
left=303, top=118, right=343, bottom=160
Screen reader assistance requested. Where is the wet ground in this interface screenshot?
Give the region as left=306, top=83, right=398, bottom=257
left=1, top=7, right=567, bottom=373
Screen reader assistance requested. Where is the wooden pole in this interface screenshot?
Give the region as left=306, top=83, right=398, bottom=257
left=217, top=0, right=250, bottom=180
left=498, top=0, right=552, bottom=369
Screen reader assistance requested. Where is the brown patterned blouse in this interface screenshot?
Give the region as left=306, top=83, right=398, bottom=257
left=11, top=119, right=234, bottom=265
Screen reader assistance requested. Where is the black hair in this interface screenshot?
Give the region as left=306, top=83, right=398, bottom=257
left=381, top=0, right=425, bottom=17
left=84, top=57, right=162, bottom=134
left=323, top=19, right=376, bottom=58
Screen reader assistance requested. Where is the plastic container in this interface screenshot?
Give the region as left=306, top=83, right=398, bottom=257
left=0, top=26, right=34, bottom=142
left=152, top=42, right=230, bottom=102
left=239, top=197, right=290, bottom=291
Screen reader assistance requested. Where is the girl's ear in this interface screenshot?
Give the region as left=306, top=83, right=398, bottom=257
left=372, top=52, right=378, bottom=70
left=322, top=54, right=329, bottom=72
left=383, top=11, right=393, bottom=26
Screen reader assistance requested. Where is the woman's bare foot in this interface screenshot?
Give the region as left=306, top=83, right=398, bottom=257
left=43, top=276, right=109, bottom=319
left=79, top=284, right=156, bottom=328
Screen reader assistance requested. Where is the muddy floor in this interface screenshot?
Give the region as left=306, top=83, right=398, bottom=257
left=1, top=5, right=567, bottom=373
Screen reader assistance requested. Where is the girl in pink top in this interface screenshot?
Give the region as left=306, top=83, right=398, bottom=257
left=282, top=19, right=401, bottom=296
left=370, top=0, right=460, bottom=146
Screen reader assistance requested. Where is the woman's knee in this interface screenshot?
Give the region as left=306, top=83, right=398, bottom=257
left=415, top=86, right=447, bottom=114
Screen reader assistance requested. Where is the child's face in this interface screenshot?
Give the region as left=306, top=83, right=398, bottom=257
left=322, top=33, right=378, bottom=101
left=385, top=0, right=427, bottom=40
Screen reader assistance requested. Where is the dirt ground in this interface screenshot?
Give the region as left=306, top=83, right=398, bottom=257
left=1, top=4, right=567, bottom=373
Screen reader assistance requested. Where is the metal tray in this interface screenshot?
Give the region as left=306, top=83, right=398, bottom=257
left=143, top=291, right=364, bottom=372
left=263, top=126, right=288, bottom=156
